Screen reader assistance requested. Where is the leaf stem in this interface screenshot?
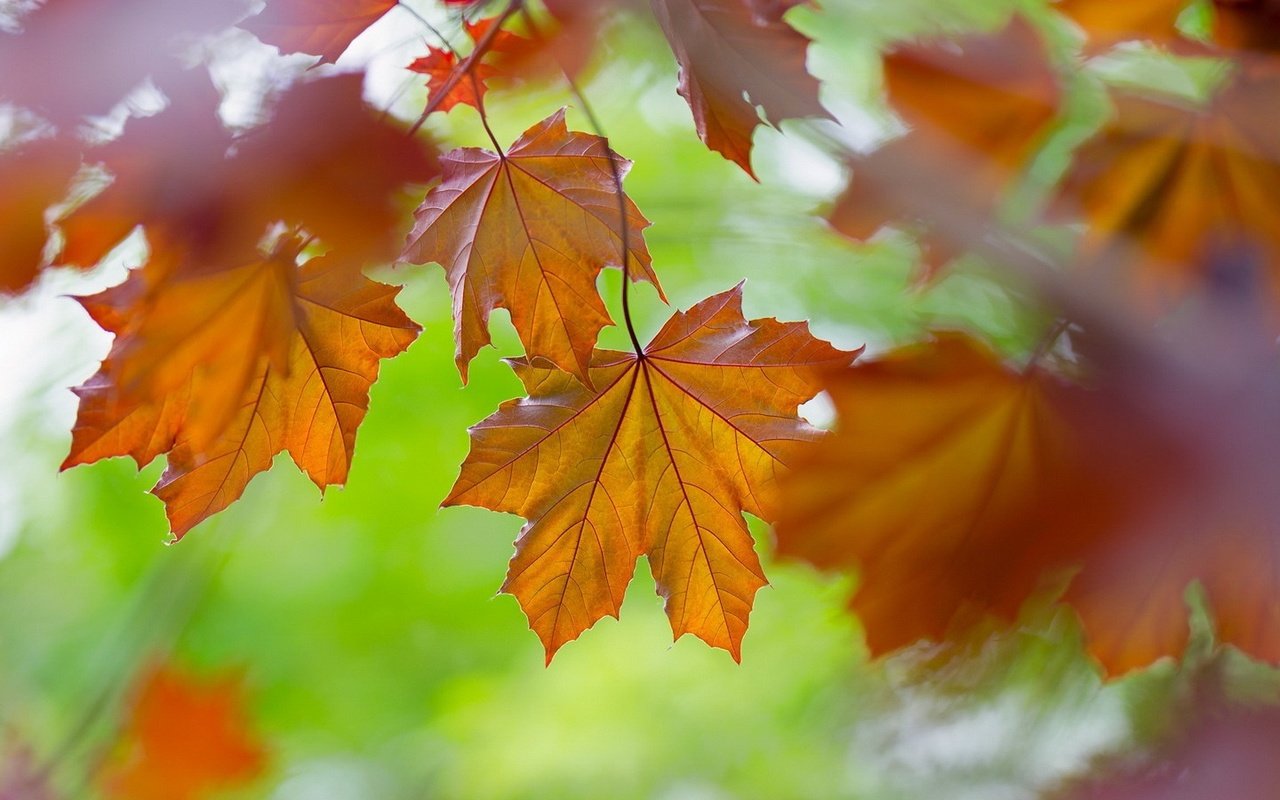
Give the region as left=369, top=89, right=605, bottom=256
left=471, top=72, right=505, bottom=154
left=521, top=6, right=645, bottom=356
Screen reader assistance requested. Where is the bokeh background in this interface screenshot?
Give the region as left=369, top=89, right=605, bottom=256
left=0, top=0, right=1263, bottom=797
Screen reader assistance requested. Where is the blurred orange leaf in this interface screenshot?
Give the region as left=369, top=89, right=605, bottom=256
left=101, top=664, right=266, bottom=800
left=1055, top=72, right=1280, bottom=309
left=0, top=137, right=80, bottom=294
left=445, top=285, right=856, bottom=660
left=830, top=18, right=1060, bottom=278
left=774, top=332, right=1081, bottom=656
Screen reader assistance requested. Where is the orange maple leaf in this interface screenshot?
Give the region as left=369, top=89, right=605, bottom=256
left=408, top=48, right=494, bottom=114
left=830, top=19, right=1060, bottom=279
left=774, top=333, right=1082, bottom=656
left=100, top=664, right=266, bottom=800
left=240, top=0, right=399, bottom=63
left=650, top=0, right=828, bottom=177
left=0, top=137, right=80, bottom=294
left=63, top=240, right=420, bottom=537
left=1054, top=72, right=1280, bottom=309
left=401, top=109, right=661, bottom=385
left=445, top=285, right=857, bottom=661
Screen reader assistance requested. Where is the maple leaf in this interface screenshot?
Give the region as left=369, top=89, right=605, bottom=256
left=408, top=48, right=493, bottom=114
left=773, top=333, right=1082, bottom=656
left=778, top=261, right=1280, bottom=677
left=650, top=0, right=828, bottom=177
left=829, top=19, right=1060, bottom=278
left=59, top=72, right=439, bottom=272
left=1032, top=281, right=1280, bottom=676
left=445, top=285, right=856, bottom=661
left=63, top=243, right=420, bottom=537
left=0, top=137, right=80, bottom=294
left=1054, top=72, right=1280, bottom=308
left=401, top=109, right=660, bottom=385
left=0, top=0, right=245, bottom=124
left=100, top=663, right=266, bottom=800
left=240, top=0, right=398, bottom=63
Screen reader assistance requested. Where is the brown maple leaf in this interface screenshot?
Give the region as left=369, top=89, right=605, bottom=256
left=100, top=663, right=266, bottom=800
left=779, top=261, right=1280, bottom=677
left=1032, top=277, right=1280, bottom=676
left=240, top=0, right=398, bottom=63
left=829, top=18, right=1061, bottom=279
left=0, top=136, right=81, bottom=294
left=650, top=0, right=828, bottom=177
left=401, top=109, right=660, bottom=385
left=63, top=241, right=420, bottom=537
left=59, top=72, right=438, bottom=272
left=774, top=332, right=1083, bottom=656
left=445, top=285, right=857, bottom=661
left=1054, top=72, right=1280, bottom=310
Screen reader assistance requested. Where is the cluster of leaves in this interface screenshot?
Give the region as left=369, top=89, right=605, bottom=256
left=5, top=0, right=1280, bottom=694
left=2, top=0, right=847, bottom=666
left=781, top=0, right=1280, bottom=679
